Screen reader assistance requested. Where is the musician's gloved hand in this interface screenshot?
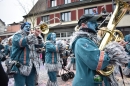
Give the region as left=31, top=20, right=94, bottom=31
left=104, top=41, right=129, bottom=64
left=118, top=40, right=128, bottom=47
left=26, top=34, right=38, bottom=44
left=56, top=40, right=66, bottom=52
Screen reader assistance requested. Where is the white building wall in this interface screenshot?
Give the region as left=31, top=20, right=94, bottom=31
left=0, top=21, right=5, bottom=33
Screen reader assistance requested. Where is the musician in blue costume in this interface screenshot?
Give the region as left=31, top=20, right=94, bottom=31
left=70, top=14, right=128, bottom=86
left=11, top=22, right=43, bottom=86
left=45, top=32, right=60, bottom=86
left=123, top=34, right=130, bottom=76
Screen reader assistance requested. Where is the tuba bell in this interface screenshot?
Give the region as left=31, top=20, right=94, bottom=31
left=39, top=22, right=49, bottom=34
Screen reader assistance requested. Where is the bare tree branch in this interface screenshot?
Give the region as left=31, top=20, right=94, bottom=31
left=16, top=0, right=39, bottom=28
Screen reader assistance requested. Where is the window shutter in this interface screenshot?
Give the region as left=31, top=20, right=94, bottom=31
left=50, top=14, right=54, bottom=24
left=106, top=4, right=112, bottom=13
left=97, top=6, right=102, bottom=14
left=61, top=0, right=64, bottom=5
left=57, top=0, right=59, bottom=5
left=48, top=0, right=51, bottom=8
left=55, top=13, right=60, bottom=23
left=71, top=0, right=75, bottom=2
left=78, top=9, right=84, bottom=19
left=71, top=10, right=76, bottom=21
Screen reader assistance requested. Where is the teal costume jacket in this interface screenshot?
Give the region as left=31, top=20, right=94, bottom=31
left=45, top=41, right=57, bottom=64
left=124, top=34, right=130, bottom=68
left=11, top=32, right=43, bottom=66
left=71, top=37, right=110, bottom=86
left=4, top=45, right=12, bottom=57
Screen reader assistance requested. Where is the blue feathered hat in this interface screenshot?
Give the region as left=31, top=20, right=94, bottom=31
left=46, top=33, right=56, bottom=41
left=21, top=22, right=31, bottom=29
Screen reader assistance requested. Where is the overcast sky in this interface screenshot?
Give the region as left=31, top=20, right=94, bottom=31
left=0, top=0, right=38, bottom=25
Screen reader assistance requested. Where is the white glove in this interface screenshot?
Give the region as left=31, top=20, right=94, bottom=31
left=26, top=34, right=38, bottom=44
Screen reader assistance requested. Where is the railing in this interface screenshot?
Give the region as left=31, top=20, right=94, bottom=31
left=39, top=17, right=62, bottom=28
left=98, top=12, right=112, bottom=28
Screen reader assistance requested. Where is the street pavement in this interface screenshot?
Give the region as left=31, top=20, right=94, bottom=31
left=2, top=61, right=73, bottom=86
left=1, top=61, right=130, bottom=86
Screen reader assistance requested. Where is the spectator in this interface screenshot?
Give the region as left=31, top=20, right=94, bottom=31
left=100, top=6, right=107, bottom=14
left=0, top=38, right=9, bottom=86
left=92, top=8, right=98, bottom=15
left=45, top=33, right=59, bottom=86
left=0, top=38, right=4, bottom=52
left=4, top=37, right=13, bottom=78
left=0, top=60, right=9, bottom=86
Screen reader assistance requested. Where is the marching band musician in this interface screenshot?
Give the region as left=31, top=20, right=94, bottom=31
left=123, top=34, right=130, bottom=77
left=69, top=14, right=129, bottom=86
left=45, top=32, right=59, bottom=86
left=45, top=33, right=67, bottom=86
left=11, top=22, right=44, bottom=86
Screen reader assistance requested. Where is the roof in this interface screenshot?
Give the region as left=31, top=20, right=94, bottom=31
left=25, top=0, right=47, bottom=17
left=0, top=19, right=5, bottom=26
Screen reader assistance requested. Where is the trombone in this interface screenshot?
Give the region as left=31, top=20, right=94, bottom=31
left=36, top=17, right=62, bottom=34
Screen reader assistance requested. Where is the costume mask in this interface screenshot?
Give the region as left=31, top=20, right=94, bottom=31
left=51, top=33, right=56, bottom=43
left=21, top=22, right=31, bottom=33
left=80, top=21, right=98, bottom=33
left=87, top=21, right=98, bottom=32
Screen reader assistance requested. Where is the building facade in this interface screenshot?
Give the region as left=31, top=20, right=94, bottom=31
left=24, top=0, right=130, bottom=41
left=0, top=19, right=6, bottom=38
left=0, top=22, right=22, bottom=39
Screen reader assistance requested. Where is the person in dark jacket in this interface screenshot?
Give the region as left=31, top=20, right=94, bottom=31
left=0, top=37, right=9, bottom=86
left=0, top=60, right=9, bottom=86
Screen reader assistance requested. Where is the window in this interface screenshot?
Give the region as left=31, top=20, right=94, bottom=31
left=61, top=12, right=71, bottom=22
left=42, top=15, right=50, bottom=24
left=84, top=8, right=97, bottom=15
left=56, top=33, right=60, bottom=37
left=61, top=32, right=66, bottom=37
left=51, top=0, right=56, bottom=7
left=67, top=32, right=73, bottom=37
left=65, top=0, right=71, bottom=4
left=79, top=0, right=83, bottom=1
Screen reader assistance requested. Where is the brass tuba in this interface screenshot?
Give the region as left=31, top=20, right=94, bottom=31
left=97, top=0, right=130, bottom=76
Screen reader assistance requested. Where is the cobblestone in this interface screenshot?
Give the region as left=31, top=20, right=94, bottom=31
left=1, top=62, right=130, bottom=86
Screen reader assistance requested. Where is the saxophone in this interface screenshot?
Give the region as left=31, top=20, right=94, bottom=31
left=97, top=0, right=130, bottom=76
